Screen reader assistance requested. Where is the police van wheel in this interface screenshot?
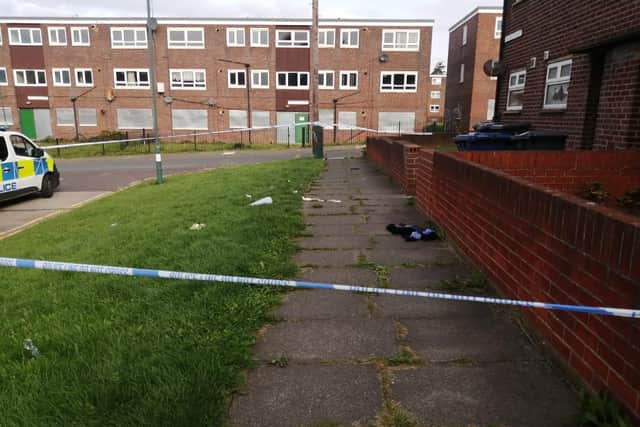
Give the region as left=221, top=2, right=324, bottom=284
left=40, top=174, right=54, bottom=198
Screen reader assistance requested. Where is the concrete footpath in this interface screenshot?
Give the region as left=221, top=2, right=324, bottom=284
left=229, top=154, right=578, bottom=427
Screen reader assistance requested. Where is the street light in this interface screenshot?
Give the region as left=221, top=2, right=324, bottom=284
left=70, top=86, right=96, bottom=141
left=147, top=0, right=163, bottom=185
left=217, top=58, right=252, bottom=145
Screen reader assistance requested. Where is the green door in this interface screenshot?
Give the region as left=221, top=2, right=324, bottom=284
left=294, top=113, right=309, bottom=144
left=20, top=109, right=36, bottom=139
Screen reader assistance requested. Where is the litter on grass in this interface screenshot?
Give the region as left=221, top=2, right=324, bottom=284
left=302, top=197, right=342, bottom=203
left=245, top=194, right=253, bottom=198
left=222, top=151, right=236, bottom=156
left=189, top=223, right=207, bottom=231
left=23, top=339, right=40, bottom=359
left=250, top=197, right=273, bottom=206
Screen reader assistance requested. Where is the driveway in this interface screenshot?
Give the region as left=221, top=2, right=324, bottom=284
left=0, top=146, right=361, bottom=238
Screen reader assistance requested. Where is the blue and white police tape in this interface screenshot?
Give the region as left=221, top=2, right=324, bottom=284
left=1, top=257, right=638, bottom=319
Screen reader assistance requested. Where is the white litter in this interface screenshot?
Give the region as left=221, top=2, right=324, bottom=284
left=293, top=190, right=299, bottom=194
left=302, top=197, right=341, bottom=203
left=189, top=223, right=206, bottom=230
left=222, top=151, right=236, bottom=156
left=245, top=194, right=253, bottom=198
left=110, top=223, right=118, bottom=227
left=250, top=197, right=273, bottom=206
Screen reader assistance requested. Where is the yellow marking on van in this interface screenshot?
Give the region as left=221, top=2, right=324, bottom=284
left=18, top=160, right=35, bottom=178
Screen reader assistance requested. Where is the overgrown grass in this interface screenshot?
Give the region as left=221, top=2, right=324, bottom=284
left=0, top=158, right=323, bottom=426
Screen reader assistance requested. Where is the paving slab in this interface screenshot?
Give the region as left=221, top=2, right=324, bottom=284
left=294, top=250, right=361, bottom=267
left=229, top=364, right=381, bottom=427
left=371, top=294, right=493, bottom=320
left=370, top=235, right=450, bottom=250
left=365, top=212, right=429, bottom=224
left=305, top=214, right=367, bottom=226
left=297, top=235, right=374, bottom=250
left=305, top=224, right=359, bottom=237
left=402, top=317, right=541, bottom=362
left=255, top=318, right=398, bottom=360
left=391, top=362, right=577, bottom=427
left=363, top=248, right=458, bottom=266
left=297, top=267, right=378, bottom=287
left=388, top=265, right=474, bottom=290
left=275, top=290, right=370, bottom=320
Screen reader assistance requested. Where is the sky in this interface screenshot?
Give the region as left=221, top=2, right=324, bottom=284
left=1, top=0, right=502, bottom=71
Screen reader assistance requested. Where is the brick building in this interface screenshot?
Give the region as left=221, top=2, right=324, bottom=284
left=495, top=0, right=640, bottom=150
left=426, top=73, right=446, bottom=127
left=0, top=17, right=434, bottom=143
left=444, top=7, right=502, bottom=132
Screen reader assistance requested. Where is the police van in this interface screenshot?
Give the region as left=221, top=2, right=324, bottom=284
left=0, top=129, right=60, bottom=202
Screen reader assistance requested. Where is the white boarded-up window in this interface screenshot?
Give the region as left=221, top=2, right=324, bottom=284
left=252, top=110, right=270, bottom=128
left=79, top=108, right=97, bottom=126
left=0, top=107, right=14, bottom=125
left=378, top=112, right=415, bottom=133
left=229, top=110, right=247, bottom=128
left=172, top=109, right=208, bottom=130
left=319, top=109, right=333, bottom=128
left=338, top=111, right=356, bottom=129
left=56, top=108, right=74, bottom=126
left=117, top=109, right=152, bottom=129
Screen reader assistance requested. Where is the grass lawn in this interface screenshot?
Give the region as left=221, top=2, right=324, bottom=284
left=0, top=158, right=323, bottom=426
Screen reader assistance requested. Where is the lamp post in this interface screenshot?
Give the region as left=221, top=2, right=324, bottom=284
left=70, top=86, right=96, bottom=141
left=332, top=91, right=360, bottom=144
left=218, top=58, right=252, bottom=145
left=147, top=0, right=163, bottom=184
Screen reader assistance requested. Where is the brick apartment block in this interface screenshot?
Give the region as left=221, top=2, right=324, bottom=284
left=0, top=17, right=434, bottom=142
left=426, top=73, right=446, bottom=126
left=444, top=6, right=502, bottom=132
left=495, top=0, right=640, bottom=150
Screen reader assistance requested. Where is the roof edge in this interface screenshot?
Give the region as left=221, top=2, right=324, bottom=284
left=448, top=6, right=502, bottom=33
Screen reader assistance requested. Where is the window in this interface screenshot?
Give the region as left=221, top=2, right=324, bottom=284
left=318, top=71, right=334, bottom=89
left=56, top=108, right=75, bottom=126
left=111, top=27, right=147, bottom=48
left=252, top=111, right=270, bottom=128
left=0, top=68, right=7, bottom=85
left=0, top=108, right=13, bottom=126
left=429, top=105, right=440, bottom=113
left=340, top=71, right=358, bottom=89
left=544, top=59, right=572, bottom=109
left=75, top=68, right=94, bottom=87
left=250, top=28, right=268, bottom=47
left=340, top=29, right=359, bottom=48
left=338, top=111, right=357, bottom=129
left=459, top=63, right=465, bottom=83
left=251, top=70, right=269, bottom=88
left=167, top=28, right=205, bottom=48
left=228, top=70, right=246, bottom=88
left=430, top=91, right=441, bottom=99
left=79, top=108, right=97, bottom=126
left=13, top=69, right=46, bottom=86
left=172, top=109, right=208, bottom=130
left=48, top=27, right=67, bottom=46
left=507, top=70, right=526, bottom=110
left=276, top=30, right=309, bottom=47
left=462, top=25, right=468, bottom=46
left=227, top=28, right=245, bottom=47
left=10, top=135, right=38, bottom=157
left=117, top=109, right=152, bottom=129
left=71, top=27, right=90, bottom=46
left=378, top=112, right=415, bottom=133
left=170, top=69, right=206, bottom=89
left=431, top=77, right=442, bottom=85
left=381, top=29, right=420, bottom=51
left=495, top=17, right=502, bottom=39
left=9, top=28, right=42, bottom=45
left=114, top=69, right=150, bottom=89
left=380, top=72, right=417, bottom=92
left=52, top=68, right=71, bottom=86
left=229, top=110, right=247, bottom=128
left=276, top=72, right=309, bottom=89
left=319, top=29, right=335, bottom=47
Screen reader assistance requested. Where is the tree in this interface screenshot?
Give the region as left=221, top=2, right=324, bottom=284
left=431, top=61, right=446, bottom=75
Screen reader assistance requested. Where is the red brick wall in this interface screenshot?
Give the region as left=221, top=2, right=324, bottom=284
left=412, top=149, right=640, bottom=420
left=496, top=0, right=640, bottom=149
left=366, top=137, right=420, bottom=194
left=457, top=151, right=640, bottom=200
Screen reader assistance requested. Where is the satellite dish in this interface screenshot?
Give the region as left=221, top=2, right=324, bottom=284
left=163, top=96, right=173, bottom=104
left=207, top=98, right=216, bottom=107
left=378, top=54, right=389, bottom=63
left=483, top=59, right=506, bottom=77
